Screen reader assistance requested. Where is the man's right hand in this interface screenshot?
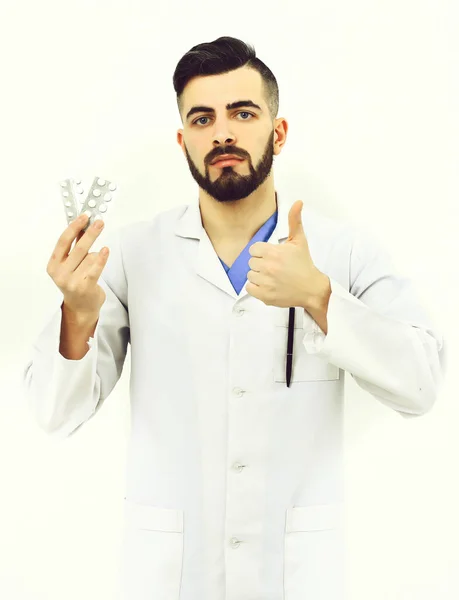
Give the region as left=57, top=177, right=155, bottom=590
left=46, top=213, right=109, bottom=318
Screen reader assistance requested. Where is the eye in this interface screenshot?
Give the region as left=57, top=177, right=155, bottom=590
left=193, top=111, right=254, bottom=126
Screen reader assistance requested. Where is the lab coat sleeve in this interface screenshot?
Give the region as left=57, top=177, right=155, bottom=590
left=22, top=226, right=130, bottom=438
left=302, top=226, right=447, bottom=418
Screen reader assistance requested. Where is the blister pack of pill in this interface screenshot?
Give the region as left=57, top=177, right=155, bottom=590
left=59, top=176, right=118, bottom=233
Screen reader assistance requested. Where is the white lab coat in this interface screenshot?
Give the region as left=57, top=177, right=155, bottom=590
left=23, top=189, right=446, bottom=600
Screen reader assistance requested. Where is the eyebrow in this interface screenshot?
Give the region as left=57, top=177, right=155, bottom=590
left=186, top=100, right=262, bottom=122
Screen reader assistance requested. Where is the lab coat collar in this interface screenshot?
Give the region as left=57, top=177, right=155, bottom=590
left=173, top=189, right=294, bottom=301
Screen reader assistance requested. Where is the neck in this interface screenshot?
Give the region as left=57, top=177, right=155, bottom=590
left=199, top=181, right=277, bottom=244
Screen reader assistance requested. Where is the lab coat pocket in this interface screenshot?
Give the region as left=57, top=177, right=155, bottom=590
left=284, top=503, right=345, bottom=600
left=273, top=308, right=339, bottom=383
left=120, top=498, right=184, bottom=600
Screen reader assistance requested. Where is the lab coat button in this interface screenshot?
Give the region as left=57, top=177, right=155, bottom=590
left=233, top=462, right=246, bottom=472
left=232, top=387, right=244, bottom=397
left=235, top=307, right=245, bottom=316
left=230, top=537, right=241, bottom=548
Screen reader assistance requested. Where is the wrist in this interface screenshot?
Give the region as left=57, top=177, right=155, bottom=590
left=61, top=301, right=99, bottom=327
left=303, top=271, right=331, bottom=311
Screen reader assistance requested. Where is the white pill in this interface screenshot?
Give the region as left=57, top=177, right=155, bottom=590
left=109, top=183, right=117, bottom=191
left=99, top=203, right=107, bottom=213
left=75, top=179, right=81, bottom=185
left=97, top=178, right=106, bottom=186
left=60, top=181, right=68, bottom=187
left=65, top=200, right=71, bottom=207
left=62, top=191, right=69, bottom=197
left=88, top=199, right=97, bottom=208
left=103, top=192, right=112, bottom=201
left=77, top=186, right=84, bottom=194
left=67, top=210, right=74, bottom=217
left=92, top=189, right=101, bottom=197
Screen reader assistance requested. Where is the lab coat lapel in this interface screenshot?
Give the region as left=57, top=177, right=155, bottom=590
left=173, top=192, right=292, bottom=301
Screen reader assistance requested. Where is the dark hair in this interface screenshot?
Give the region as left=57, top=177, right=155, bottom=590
left=173, top=36, right=279, bottom=123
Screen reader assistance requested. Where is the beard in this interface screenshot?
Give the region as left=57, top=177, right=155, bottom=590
left=183, top=129, right=275, bottom=203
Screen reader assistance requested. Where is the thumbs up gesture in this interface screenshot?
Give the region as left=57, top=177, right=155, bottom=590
left=247, top=200, right=329, bottom=310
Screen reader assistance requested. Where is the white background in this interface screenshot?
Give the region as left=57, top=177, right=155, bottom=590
left=1, top=0, right=457, bottom=598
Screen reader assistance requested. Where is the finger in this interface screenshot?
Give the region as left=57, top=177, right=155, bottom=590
left=84, top=247, right=109, bottom=280
left=65, top=218, right=105, bottom=271
left=75, top=229, right=85, bottom=244
left=51, top=215, right=90, bottom=264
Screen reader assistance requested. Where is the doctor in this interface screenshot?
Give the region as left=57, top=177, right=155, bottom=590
left=24, top=36, right=446, bottom=600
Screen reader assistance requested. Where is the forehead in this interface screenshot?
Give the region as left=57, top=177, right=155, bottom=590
left=183, top=66, right=264, bottom=112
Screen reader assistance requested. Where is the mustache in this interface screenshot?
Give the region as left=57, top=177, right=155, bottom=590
left=209, top=151, right=246, bottom=163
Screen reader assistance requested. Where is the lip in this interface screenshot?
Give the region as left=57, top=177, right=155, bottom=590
left=212, top=158, right=244, bottom=167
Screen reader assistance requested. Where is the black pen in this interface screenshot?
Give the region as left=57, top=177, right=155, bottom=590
left=286, top=307, right=295, bottom=387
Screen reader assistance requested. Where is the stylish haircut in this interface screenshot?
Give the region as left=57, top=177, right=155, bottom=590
left=173, top=36, right=279, bottom=124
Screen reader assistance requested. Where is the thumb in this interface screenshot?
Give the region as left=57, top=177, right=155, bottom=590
left=287, top=200, right=305, bottom=241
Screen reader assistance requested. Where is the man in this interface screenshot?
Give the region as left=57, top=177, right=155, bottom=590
left=24, top=36, right=446, bottom=600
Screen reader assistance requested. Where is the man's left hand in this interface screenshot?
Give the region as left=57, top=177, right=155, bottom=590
left=246, top=200, right=326, bottom=309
